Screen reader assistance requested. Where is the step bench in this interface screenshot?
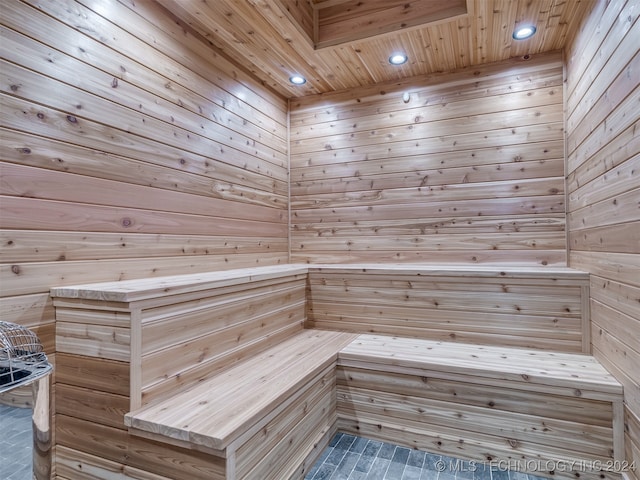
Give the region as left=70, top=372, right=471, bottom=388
left=337, top=334, right=624, bottom=480
left=125, top=329, right=358, bottom=480
left=49, top=264, right=622, bottom=480
left=122, top=333, right=623, bottom=480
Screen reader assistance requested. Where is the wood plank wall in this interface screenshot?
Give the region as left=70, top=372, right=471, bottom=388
left=138, top=273, right=307, bottom=406
left=0, top=0, right=288, bottom=371
left=565, top=1, right=639, bottom=479
left=0, top=0, right=287, bottom=472
left=289, top=52, right=566, bottom=266
left=306, top=266, right=589, bottom=352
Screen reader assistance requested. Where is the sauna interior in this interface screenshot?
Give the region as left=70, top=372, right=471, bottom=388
left=0, top=0, right=638, bottom=479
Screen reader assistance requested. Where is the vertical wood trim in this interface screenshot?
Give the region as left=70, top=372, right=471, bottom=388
left=581, top=284, right=591, bottom=354
left=129, top=307, right=142, bottom=412
left=613, top=399, right=625, bottom=462
left=562, top=48, right=571, bottom=267
left=226, top=445, right=237, bottom=480
left=287, top=99, right=292, bottom=263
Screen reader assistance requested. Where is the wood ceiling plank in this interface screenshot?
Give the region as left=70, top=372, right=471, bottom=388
left=316, top=0, right=468, bottom=49
left=273, top=0, right=315, bottom=42
left=155, top=0, right=317, bottom=97
left=157, top=0, right=597, bottom=97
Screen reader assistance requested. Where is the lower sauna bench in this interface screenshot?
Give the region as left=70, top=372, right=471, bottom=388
left=336, top=334, right=625, bottom=480
left=125, top=329, right=358, bottom=480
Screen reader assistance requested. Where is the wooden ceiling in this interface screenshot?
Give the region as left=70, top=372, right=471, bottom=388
left=158, top=0, right=595, bottom=99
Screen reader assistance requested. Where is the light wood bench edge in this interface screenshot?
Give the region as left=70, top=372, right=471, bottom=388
left=50, top=264, right=310, bottom=303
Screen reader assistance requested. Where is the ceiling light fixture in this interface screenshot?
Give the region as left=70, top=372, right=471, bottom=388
left=512, top=25, right=537, bottom=40
left=289, top=75, right=307, bottom=85
left=388, top=53, right=408, bottom=65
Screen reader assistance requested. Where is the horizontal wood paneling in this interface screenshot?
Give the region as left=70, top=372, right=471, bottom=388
left=0, top=128, right=287, bottom=205
left=290, top=53, right=566, bottom=266
left=0, top=230, right=286, bottom=263
left=0, top=2, right=287, bottom=478
left=139, top=276, right=307, bottom=405
left=233, top=370, right=335, bottom=479
left=55, top=384, right=129, bottom=430
left=0, top=0, right=289, bottom=358
left=627, top=411, right=640, bottom=480
left=55, top=446, right=172, bottom=480
left=55, top=353, right=130, bottom=397
left=56, top=415, right=225, bottom=480
left=1, top=163, right=285, bottom=223
left=306, top=266, right=588, bottom=352
left=566, top=2, right=640, bottom=479
left=1, top=252, right=288, bottom=297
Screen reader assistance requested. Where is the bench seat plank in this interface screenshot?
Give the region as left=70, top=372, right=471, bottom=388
left=125, top=329, right=357, bottom=451
left=51, top=264, right=309, bottom=302
left=309, top=264, right=589, bottom=278
left=339, top=334, right=622, bottom=398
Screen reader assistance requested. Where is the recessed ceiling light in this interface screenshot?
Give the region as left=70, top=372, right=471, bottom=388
left=388, top=53, right=408, bottom=65
left=513, top=25, right=537, bottom=40
left=289, top=75, right=306, bottom=85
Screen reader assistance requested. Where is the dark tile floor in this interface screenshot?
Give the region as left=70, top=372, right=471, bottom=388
left=0, top=404, right=33, bottom=480
left=0, top=405, right=546, bottom=480
left=305, top=433, right=546, bottom=480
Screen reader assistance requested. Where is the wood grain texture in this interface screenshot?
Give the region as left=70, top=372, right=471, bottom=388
left=3, top=253, right=288, bottom=297
left=306, top=265, right=589, bottom=352
left=0, top=230, right=287, bottom=263
left=565, top=3, right=640, bottom=479
left=337, top=334, right=624, bottom=480
left=49, top=266, right=326, bottom=477
left=55, top=353, right=130, bottom=397
left=55, top=446, right=173, bottom=480
left=290, top=53, right=566, bottom=266
left=127, top=330, right=356, bottom=450
left=56, top=415, right=225, bottom=480
left=49, top=263, right=625, bottom=478
left=50, top=264, right=308, bottom=303
left=156, top=0, right=593, bottom=97
left=0, top=0, right=289, bottom=362
left=314, top=0, right=468, bottom=49
left=233, top=369, right=335, bottom=479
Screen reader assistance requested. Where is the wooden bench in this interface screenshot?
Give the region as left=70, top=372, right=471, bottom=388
left=125, top=329, right=357, bottom=479
left=49, top=263, right=622, bottom=480
left=51, top=264, right=320, bottom=479
left=337, top=334, right=624, bottom=480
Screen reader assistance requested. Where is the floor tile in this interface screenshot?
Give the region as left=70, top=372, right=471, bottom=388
left=349, top=436, right=369, bottom=454
left=403, top=465, right=424, bottom=480
left=335, top=451, right=360, bottom=478
left=305, top=434, right=554, bottom=480
left=407, top=449, right=426, bottom=468
left=0, top=405, right=32, bottom=479
left=377, top=442, right=397, bottom=460
left=353, top=440, right=381, bottom=474
left=366, top=457, right=391, bottom=479
left=385, top=458, right=407, bottom=479
left=312, top=463, right=337, bottom=480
